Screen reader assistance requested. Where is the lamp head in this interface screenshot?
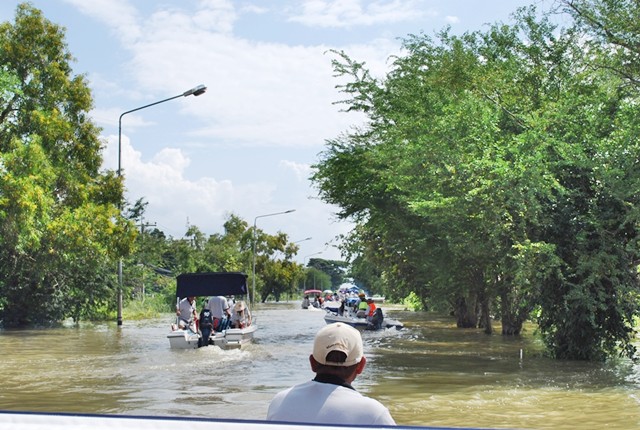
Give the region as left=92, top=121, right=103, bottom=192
left=183, top=84, right=207, bottom=97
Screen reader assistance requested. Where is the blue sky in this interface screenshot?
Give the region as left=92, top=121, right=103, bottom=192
left=0, top=0, right=556, bottom=262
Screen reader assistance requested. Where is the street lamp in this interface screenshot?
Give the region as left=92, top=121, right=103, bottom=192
left=251, top=209, right=296, bottom=306
left=116, top=84, right=207, bottom=326
left=303, top=251, right=323, bottom=289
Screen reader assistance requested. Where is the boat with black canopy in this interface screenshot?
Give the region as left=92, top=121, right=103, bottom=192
left=167, top=272, right=257, bottom=349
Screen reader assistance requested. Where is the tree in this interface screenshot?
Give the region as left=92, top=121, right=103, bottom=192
left=562, top=0, right=640, bottom=92
left=313, top=7, right=640, bottom=360
left=0, top=4, right=129, bottom=326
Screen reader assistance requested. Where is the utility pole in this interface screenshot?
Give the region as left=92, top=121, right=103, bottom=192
left=136, top=215, right=156, bottom=300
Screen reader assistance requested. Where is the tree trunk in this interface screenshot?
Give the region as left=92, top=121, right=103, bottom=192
left=500, top=290, right=523, bottom=335
left=478, top=291, right=492, bottom=335
left=454, top=295, right=478, bottom=328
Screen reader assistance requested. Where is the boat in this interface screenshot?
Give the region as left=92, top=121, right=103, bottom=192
left=301, top=289, right=323, bottom=309
left=167, top=272, right=257, bottom=349
left=0, top=410, right=456, bottom=429
left=323, top=306, right=403, bottom=331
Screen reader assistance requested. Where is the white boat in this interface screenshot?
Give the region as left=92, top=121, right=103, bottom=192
left=323, top=307, right=403, bottom=331
left=322, top=299, right=343, bottom=313
left=0, top=410, right=444, bottom=429
left=168, top=272, right=257, bottom=349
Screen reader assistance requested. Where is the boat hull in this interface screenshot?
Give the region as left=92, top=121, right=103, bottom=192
left=210, top=324, right=258, bottom=349
left=167, top=330, right=200, bottom=349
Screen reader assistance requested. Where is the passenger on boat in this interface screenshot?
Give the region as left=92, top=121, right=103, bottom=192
left=206, top=295, right=231, bottom=332
left=301, top=295, right=310, bottom=309
left=266, top=322, right=396, bottom=426
left=338, top=300, right=345, bottom=316
left=226, top=295, right=235, bottom=309
left=356, top=295, right=368, bottom=318
left=366, top=298, right=377, bottom=322
left=230, top=301, right=251, bottom=328
left=176, top=296, right=197, bottom=331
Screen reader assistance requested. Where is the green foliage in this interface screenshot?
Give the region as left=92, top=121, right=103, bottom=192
left=123, top=293, right=172, bottom=320
left=403, top=292, right=424, bottom=312
left=307, top=258, right=348, bottom=288
left=313, top=5, right=640, bottom=360
left=0, top=4, right=128, bottom=326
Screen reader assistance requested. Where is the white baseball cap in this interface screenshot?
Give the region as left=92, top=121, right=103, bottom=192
left=312, top=323, right=363, bottom=367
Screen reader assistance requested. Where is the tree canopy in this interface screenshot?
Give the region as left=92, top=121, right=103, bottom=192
left=312, top=5, right=640, bottom=360
left=0, top=4, right=129, bottom=325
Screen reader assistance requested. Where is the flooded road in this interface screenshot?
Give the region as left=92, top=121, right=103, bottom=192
left=0, top=302, right=638, bottom=429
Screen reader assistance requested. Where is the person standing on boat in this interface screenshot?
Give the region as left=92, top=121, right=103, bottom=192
left=266, top=323, right=396, bottom=426
left=176, top=296, right=197, bottom=331
left=206, top=295, right=230, bottom=332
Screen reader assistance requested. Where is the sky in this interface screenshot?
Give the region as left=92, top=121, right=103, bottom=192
left=0, top=0, right=557, bottom=263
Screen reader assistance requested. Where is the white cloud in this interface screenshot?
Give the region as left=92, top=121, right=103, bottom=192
left=280, top=160, right=313, bottom=182
left=63, top=0, right=142, bottom=42
left=240, top=3, right=269, bottom=14
left=287, top=0, right=426, bottom=28
left=82, top=0, right=397, bottom=260
left=194, top=0, right=238, bottom=34
left=445, top=15, right=460, bottom=24
left=104, top=134, right=279, bottom=237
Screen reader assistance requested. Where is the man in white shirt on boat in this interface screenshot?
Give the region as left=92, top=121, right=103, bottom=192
left=176, top=296, right=197, bottom=331
left=206, top=295, right=230, bottom=331
left=266, top=322, right=396, bottom=426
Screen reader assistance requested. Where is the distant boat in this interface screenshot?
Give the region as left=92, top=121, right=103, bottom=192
left=323, top=307, right=403, bottom=331
left=370, top=295, right=385, bottom=304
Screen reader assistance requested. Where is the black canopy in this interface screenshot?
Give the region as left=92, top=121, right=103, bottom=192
left=176, top=272, right=248, bottom=298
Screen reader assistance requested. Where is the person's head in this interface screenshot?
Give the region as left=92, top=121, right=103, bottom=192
left=188, top=296, right=195, bottom=303
left=366, top=298, right=373, bottom=304
left=309, top=323, right=366, bottom=382
left=234, top=301, right=246, bottom=313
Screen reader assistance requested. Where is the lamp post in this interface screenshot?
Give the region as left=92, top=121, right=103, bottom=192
left=303, top=251, right=323, bottom=290
left=251, top=209, right=295, bottom=306
left=116, top=84, right=207, bottom=326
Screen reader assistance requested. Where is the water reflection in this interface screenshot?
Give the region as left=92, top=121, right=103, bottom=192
left=0, top=303, right=638, bottom=429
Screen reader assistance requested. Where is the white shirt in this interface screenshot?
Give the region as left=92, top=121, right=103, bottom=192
left=177, top=298, right=195, bottom=323
left=207, top=295, right=229, bottom=319
left=266, top=379, right=396, bottom=426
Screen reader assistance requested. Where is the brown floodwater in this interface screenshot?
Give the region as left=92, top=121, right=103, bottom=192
left=0, top=302, right=638, bottom=429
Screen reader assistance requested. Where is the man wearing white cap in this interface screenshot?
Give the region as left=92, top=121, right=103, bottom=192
left=266, top=322, right=396, bottom=425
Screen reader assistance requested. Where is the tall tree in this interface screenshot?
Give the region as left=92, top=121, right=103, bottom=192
left=0, top=4, right=129, bottom=325
left=313, top=7, right=640, bottom=360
